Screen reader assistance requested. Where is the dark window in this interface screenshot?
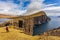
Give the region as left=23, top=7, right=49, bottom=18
left=18, top=20, right=23, bottom=28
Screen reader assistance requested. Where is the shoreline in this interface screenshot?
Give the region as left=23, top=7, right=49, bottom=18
left=43, top=27, right=60, bottom=36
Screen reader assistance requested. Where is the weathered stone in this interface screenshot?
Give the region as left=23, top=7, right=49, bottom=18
left=1, top=11, right=50, bottom=35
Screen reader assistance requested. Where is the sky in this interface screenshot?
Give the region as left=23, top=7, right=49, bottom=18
left=0, top=0, right=60, bottom=16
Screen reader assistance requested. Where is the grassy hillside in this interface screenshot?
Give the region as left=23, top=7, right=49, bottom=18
left=0, top=26, right=60, bottom=40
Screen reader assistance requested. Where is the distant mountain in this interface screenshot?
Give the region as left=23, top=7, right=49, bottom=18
left=57, top=16, right=60, bottom=17
left=0, top=14, right=17, bottom=18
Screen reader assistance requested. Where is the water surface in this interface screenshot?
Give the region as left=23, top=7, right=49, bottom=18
left=0, top=18, right=11, bottom=24
left=34, top=17, right=60, bottom=35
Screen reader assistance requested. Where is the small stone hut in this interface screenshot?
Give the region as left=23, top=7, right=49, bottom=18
left=5, top=11, right=50, bottom=35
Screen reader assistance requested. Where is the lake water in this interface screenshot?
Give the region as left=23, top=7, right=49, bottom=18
left=0, top=18, right=11, bottom=24
left=33, top=16, right=60, bottom=35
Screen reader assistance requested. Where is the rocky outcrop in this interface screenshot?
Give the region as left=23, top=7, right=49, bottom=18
left=0, top=11, right=50, bottom=35
left=34, top=14, right=50, bottom=26
left=23, top=11, right=50, bottom=35
left=43, top=27, right=60, bottom=36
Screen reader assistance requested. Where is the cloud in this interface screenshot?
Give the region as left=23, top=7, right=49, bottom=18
left=23, top=0, right=45, bottom=15
left=42, top=6, right=60, bottom=10
left=0, top=0, right=27, bottom=16
left=42, top=6, right=60, bottom=16
left=23, top=0, right=60, bottom=16
left=0, top=0, right=45, bottom=16
left=27, top=0, right=44, bottom=12
left=43, top=3, right=57, bottom=8
left=0, top=0, right=60, bottom=16
left=44, top=10, right=60, bottom=16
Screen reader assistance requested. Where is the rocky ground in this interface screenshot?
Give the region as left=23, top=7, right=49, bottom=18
left=43, top=27, right=60, bottom=36
left=0, top=26, right=60, bottom=40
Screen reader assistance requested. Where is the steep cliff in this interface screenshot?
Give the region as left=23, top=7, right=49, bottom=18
left=30, top=11, right=50, bottom=25
left=0, top=11, right=50, bottom=36
left=0, top=11, right=50, bottom=26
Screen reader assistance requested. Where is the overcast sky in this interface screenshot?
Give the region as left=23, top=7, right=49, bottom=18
left=0, top=0, right=60, bottom=16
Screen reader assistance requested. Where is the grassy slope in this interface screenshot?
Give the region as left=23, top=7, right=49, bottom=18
left=0, top=27, right=40, bottom=40
left=0, top=27, right=60, bottom=40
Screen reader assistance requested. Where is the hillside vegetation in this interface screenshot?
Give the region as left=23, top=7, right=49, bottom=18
left=0, top=26, right=60, bottom=40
